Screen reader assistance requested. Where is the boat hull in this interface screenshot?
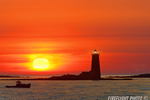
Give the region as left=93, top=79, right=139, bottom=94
left=6, top=84, right=31, bottom=88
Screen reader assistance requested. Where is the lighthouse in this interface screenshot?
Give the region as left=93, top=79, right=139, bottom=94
left=90, top=49, right=101, bottom=79
left=79, top=49, right=101, bottom=80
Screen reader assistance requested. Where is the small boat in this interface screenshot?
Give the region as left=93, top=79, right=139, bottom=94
left=6, top=81, right=31, bottom=88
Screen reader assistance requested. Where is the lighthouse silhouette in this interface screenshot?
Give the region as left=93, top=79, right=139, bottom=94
left=90, top=49, right=101, bottom=79
left=79, top=49, right=101, bottom=80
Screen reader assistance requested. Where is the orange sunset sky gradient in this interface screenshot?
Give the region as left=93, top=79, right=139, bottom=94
left=0, top=0, right=150, bottom=75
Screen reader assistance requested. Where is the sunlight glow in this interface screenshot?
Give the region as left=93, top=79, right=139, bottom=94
left=33, top=58, right=49, bottom=71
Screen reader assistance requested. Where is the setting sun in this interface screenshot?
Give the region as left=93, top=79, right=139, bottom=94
left=33, top=58, right=49, bottom=71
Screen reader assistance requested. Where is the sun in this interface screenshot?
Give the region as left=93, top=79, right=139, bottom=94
left=32, top=58, right=49, bottom=71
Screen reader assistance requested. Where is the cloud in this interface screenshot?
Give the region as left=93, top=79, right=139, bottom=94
left=0, top=54, right=28, bottom=63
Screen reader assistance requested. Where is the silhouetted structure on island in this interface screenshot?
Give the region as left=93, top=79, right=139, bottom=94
left=79, top=49, right=101, bottom=80
left=50, top=49, right=101, bottom=80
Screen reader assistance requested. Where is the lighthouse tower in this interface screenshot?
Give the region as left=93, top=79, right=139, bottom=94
left=90, top=49, right=101, bottom=79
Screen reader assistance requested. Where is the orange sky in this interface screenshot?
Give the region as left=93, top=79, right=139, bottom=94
left=0, top=0, right=150, bottom=75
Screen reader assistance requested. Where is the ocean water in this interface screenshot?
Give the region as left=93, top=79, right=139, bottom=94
left=0, top=79, right=150, bottom=100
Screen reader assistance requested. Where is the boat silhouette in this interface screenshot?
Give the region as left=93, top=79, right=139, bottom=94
left=6, top=81, right=31, bottom=88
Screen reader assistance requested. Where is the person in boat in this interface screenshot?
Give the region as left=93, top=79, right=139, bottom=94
left=16, top=80, right=21, bottom=86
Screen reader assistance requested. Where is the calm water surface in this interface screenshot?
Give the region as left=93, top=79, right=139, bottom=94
left=0, top=79, right=150, bottom=100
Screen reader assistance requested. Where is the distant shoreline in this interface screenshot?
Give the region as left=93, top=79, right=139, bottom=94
left=0, top=75, right=20, bottom=78
left=107, top=73, right=150, bottom=78
left=0, top=78, right=132, bottom=80
left=0, top=73, right=149, bottom=80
